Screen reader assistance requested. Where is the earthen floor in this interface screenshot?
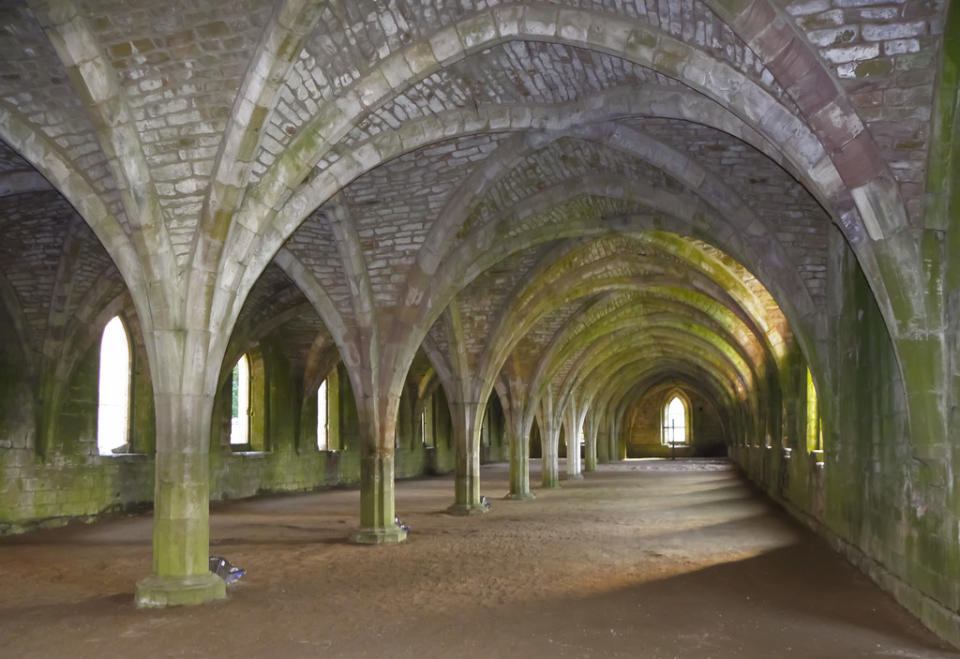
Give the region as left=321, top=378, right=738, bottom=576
left=0, top=459, right=955, bottom=658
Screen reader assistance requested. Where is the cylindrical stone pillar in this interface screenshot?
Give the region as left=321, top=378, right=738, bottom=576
left=352, top=449, right=406, bottom=543
left=506, top=430, right=534, bottom=500
left=542, top=429, right=559, bottom=488
left=566, top=437, right=583, bottom=479
left=597, top=430, right=610, bottom=464
left=135, top=391, right=225, bottom=607
left=448, top=402, right=486, bottom=515
left=565, top=414, right=583, bottom=480
left=584, top=428, right=598, bottom=472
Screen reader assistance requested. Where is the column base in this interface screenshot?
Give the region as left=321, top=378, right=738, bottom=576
left=504, top=491, right=535, bottom=501
left=350, top=525, right=408, bottom=545
left=446, top=503, right=489, bottom=516
left=564, top=473, right=584, bottom=481
left=135, top=572, right=226, bottom=608
left=541, top=481, right=560, bottom=489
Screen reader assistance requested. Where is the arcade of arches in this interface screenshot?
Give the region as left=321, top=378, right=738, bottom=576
left=0, top=0, right=959, bottom=650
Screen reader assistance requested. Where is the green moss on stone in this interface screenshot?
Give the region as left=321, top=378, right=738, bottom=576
left=854, top=59, right=893, bottom=78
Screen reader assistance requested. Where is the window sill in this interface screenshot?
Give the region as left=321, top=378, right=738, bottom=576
left=229, top=449, right=268, bottom=457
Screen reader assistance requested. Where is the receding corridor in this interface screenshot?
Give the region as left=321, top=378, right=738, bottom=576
left=0, top=460, right=951, bottom=658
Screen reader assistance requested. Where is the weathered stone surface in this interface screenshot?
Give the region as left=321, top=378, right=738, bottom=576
left=0, top=2, right=955, bottom=647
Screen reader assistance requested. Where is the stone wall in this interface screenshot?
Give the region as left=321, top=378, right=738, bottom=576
left=730, top=224, right=960, bottom=648
left=0, top=342, right=458, bottom=535
left=622, top=383, right=727, bottom=457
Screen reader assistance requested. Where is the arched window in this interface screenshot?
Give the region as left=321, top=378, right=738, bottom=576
left=662, top=396, right=687, bottom=446
left=97, top=316, right=131, bottom=455
left=230, top=354, right=250, bottom=445
left=317, top=378, right=328, bottom=450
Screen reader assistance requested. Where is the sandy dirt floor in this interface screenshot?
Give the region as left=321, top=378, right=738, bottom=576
left=0, top=459, right=956, bottom=658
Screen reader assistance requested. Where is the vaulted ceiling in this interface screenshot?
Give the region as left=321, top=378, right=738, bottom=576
left=0, top=0, right=945, bottom=436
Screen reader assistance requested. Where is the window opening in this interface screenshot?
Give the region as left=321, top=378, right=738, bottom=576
left=97, top=316, right=131, bottom=455
left=230, top=354, right=250, bottom=445
left=317, top=378, right=328, bottom=450
left=662, top=396, right=687, bottom=446
left=806, top=368, right=822, bottom=452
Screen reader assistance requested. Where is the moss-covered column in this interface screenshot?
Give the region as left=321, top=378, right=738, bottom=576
left=596, top=425, right=610, bottom=464
left=542, top=429, right=559, bottom=488
left=540, top=409, right=560, bottom=489
left=351, top=398, right=406, bottom=543
left=584, top=410, right=598, bottom=473
left=448, top=398, right=486, bottom=515
left=356, top=450, right=403, bottom=542
left=506, top=412, right=534, bottom=500
left=135, top=337, right=224, bottom=607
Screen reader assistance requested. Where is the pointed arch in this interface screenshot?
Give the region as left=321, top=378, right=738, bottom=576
left=661, top=390, right=691, bottom=447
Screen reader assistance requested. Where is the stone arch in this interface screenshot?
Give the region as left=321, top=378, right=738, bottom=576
left=300, top=346, right=343, bottom=456
left=479, top=245, right=780, bottom=384
left=554, top=327, right=754, bottom=420
left=195, top=0, right=327, bottom=265
left=24, top=2, right=179, bottom=317
left=466, top=235, right=796, bottom=462
left=0, top=271, right=36, bottom=454
left=203, top=7, right=930, bottom=468
left=0, top=108, right=144, bottom=305
left=37, top=280, right=136, bottom=458
left=219, top=6, right=904, bottom=355
left=525, top=331, right=752, bottom=450
left=437, top=198, right=799, bottom=376
left=565, top=328, right=755, bottom=415
left=302, top=334, right=345, bottom=403
left=607, top=365, right=741, bottom=445
left=0, top=271, right=33, bottom=376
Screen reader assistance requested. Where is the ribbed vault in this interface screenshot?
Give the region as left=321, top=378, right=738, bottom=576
left=0, top=1, right=954, bottom=638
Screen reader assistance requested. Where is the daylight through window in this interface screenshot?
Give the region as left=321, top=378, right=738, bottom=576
left=662, top=396, right=687, bottom=446
left=317, top=379, right=328, bottom=450
left=97, top=316, right=131, bottom=455
left=230, top=355, right=250, bottom=445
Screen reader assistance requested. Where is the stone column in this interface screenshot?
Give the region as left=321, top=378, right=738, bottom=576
left=611, top=416, right=624, bottom=461
left=351, top=399, right=407, bottom=543
left=584, top=411, right=598, bottom=473
left=502, top=394, right=533, bottom=499
left=541, top=423, right=560, bottom=489
left=448, top=399, right=486, bottom=515
left=135, top=348, right=224, bottom=607
left=506, top=422, right=534, bottom=500
left=354, top=450, right=405, bottom=543
left=596, top=411, right=610, bottom=464
left=564, top=406, right=583, bottom=480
